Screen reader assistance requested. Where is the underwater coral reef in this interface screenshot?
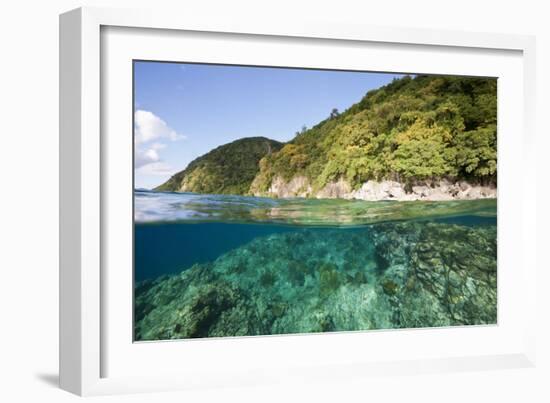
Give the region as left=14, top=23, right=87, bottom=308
left=134, top=221, right=496, bottom=340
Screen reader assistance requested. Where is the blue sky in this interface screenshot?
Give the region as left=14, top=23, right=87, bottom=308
left=134, top=61, right=403, bottom=189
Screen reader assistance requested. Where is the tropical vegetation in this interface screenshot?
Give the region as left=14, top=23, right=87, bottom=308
left=156, top=75, right=497, bottom=196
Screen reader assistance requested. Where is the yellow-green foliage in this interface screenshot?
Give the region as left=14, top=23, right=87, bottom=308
left=155, top=137, right=283, bottom=193
left=255, top=75, right=497, bottom=192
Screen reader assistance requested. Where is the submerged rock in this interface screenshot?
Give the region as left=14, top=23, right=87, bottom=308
left=372, top=222, right=497, bottom=327
left=135, top=221, right=497, bottom=340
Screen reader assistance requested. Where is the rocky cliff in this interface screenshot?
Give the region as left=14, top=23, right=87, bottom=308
left=251, top=176, right=496, bottom=201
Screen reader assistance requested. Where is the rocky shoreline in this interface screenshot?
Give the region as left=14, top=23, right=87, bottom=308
left=252, top=176, right=496, bottom=201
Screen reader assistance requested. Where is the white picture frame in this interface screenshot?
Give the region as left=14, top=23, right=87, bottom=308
left=59, top=6, right=537, bottom=396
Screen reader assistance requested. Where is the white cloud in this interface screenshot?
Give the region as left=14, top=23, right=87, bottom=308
left=135, top=147, right=160, bottom=168
left=134, top=110, right=184, bottom=172
left=151, top=142, right=166, bottom=149
left=134, top=110, right=185, bottom=145
left=137, top=161, right=175, bottom=176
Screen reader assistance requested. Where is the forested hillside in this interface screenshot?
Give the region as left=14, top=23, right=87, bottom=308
left=250, top=75, right=497, bottom=195
left=155, top=137, right=283, bottom=194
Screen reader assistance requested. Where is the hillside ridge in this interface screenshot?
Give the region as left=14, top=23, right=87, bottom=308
left=250, top=74, right=497, bottom=200
left=155, top=136, right=283, bottom=195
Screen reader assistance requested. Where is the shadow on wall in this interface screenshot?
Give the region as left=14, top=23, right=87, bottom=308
left=35, top=373, right=59, bottom=388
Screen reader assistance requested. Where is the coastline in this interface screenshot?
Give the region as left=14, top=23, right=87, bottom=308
left=251, top=177, right=497, bottom=202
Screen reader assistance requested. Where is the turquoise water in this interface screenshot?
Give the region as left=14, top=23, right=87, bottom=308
left=134, top=189, right=496, bottom=226
left=135, top=223, right=296, bottom=281
left=134, top=190, right=497, bottom=340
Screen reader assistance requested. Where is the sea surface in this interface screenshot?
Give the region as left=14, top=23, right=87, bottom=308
left=134, top=190, right=497, bottom=340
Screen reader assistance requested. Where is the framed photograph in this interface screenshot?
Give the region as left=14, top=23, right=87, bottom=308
left=60, top=7, right=537, bottom=396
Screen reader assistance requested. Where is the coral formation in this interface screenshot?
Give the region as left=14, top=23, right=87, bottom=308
left=135, top=221, right=497, bottom=340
